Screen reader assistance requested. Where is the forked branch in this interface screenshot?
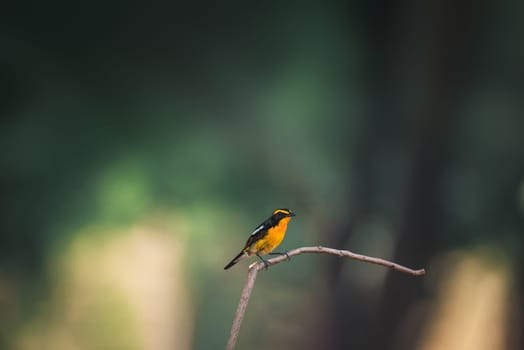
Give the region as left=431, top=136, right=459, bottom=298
left=225, top=245, right=425, bottom=350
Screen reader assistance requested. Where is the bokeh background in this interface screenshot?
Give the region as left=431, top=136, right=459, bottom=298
left=1, top=1, right=523, bottom=350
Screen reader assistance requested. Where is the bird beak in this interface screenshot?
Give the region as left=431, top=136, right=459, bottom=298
left=289, top=212, right=296, bottom=217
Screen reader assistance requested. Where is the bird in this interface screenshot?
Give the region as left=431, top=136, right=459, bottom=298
left=224, top=208, right=296, bottom=269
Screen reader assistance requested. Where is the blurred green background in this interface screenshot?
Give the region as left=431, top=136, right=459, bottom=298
left=1, top=1, right=523, bottom=350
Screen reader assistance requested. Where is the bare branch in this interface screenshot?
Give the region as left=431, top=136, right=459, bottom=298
left=226, top=246, right=425, bottom=350
left=225, top=266, right=259, bottom=350
left=264, top=246, right=426, bottom=275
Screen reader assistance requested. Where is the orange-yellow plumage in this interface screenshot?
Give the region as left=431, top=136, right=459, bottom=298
left=248, top=217, right=291, bottom=255
left=224, top=208, right=295, bottom=269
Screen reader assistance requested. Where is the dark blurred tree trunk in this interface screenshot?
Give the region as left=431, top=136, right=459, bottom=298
left=324, top=2, right=406, bottom=348
left=368, top=1, right=477, bottom=349
left=319, top=1, right=478, bottom=349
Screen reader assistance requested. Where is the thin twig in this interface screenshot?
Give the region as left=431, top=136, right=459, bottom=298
left=226, top=245, right=425, bottom=350
left=225, top=266, right=259, bottom=350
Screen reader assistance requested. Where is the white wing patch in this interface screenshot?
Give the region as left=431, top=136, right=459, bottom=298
left=251, top=224, right=265, bottom=236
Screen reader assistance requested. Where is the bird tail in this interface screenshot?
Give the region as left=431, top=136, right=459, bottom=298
left=224, top=251, right=247, bottom=270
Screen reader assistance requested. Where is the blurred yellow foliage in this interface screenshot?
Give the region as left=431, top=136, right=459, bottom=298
left=417, top=250, right=512, bottom=350
left=14, top=223, right=193, bottom=350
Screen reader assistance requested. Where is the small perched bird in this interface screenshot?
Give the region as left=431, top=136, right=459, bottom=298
left=224, top=208, right=296, bottom=269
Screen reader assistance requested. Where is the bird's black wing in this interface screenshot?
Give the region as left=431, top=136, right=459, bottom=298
left=243, top=216, right=275, bottom=249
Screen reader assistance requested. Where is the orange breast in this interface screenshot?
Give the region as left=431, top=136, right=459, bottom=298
left=252, top=217, right=291, bottom=255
